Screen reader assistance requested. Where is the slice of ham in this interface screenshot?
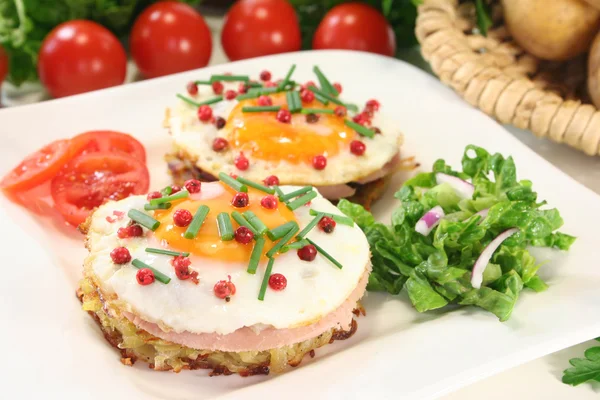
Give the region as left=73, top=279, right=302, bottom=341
left=124, top=267, right=370, bottom=353
left=356, top=152, right=401, bottom=185
left=315, top=184, right=357, bottom=199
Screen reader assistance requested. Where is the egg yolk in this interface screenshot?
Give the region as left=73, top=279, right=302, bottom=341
left=153, top=185, right=297, bottom=262
left=226, top=92, right=355, bottom=164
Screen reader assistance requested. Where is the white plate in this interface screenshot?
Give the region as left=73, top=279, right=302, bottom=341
left=1, top=50, right=598, bottom=400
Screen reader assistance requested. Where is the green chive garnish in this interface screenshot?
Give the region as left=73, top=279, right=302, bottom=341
left=243, top=211, right=268, bottom=236
left=236, top=176, right=275, bottom=194
left=249, top=87, right=279, bottom=95
left=278, top=64, right=296, bottom=90
left=247, top=236, right=266, bottom=274
left=309, top=209, right=355, bottom=226
left=242, top=106, right=281, bottom=112
left=128, top=209, right=160, bottom=231
left=247, top=81, right=263, bottom=88
left=217, top=212, right=234, bottom=241
left=218, top=172, right=248, bottom=192
left=281, top=239, right=309, bottom=253
left=210, top=74, right=249, bottom=82
left=306, top=238, right=343, bottom=269
left=150, top=190, right=189, bottom=205
left=144, top=203, right=171, bottom=211
left=161, top=186, right=173, bottom=195
left=300, top=108, right=334, bottom=114
left=236, top=92, right=261, bottom=101
left=307, top=86, right=357, bottom=112
left=286, top=90, right=302, bottom=113
left=286, top=191, right=317, bottom=211
left=266, top=222, right=299, bottom=258
left=313, top=66, right=339, bottom=96
left=344, top=119, right=375, bottom=138
left=131, top=259, right=171, bottom=284
left=274, top=186, right=285, bottom=200
left=176, top=94, right=223, bottom=107
left=231, top=211, right=258, bottom=235
left=184, top=205, right=210, bottom=239
left=314, top=93, right=329, bottom=105
left=297, top=212, right=324, bottom=239
left=267, top=221, right=297, bottom=241
left=194, top=80, right=212, bottom=85
left=145, top=248, right=190, bottom=257
left=280, top=186, right=313, bottom=202
left=258, top=257, right=275, bottom=301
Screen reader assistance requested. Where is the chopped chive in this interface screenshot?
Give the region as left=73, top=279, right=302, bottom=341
left=217, top=212, right=234, bottom=241
left=280, top=186, right=313, bottom=202
left=218, top=172, right=248, bottom=192
left=247, top=81, right=263, bottom=88
left=307, top=86, right=357, bottom=111
left=274, top=186, right=285, bottom=200
left=176, top=94, right=223, bottom=107
left=184, top=205, right=210, bottom=239
left=211, top=74, right=249, bottom=82
left=309, top=209, right=355, bottom=226
left=128, top=209, right=160, bottom=231
left=281, top=239, right=310, bottom=253
left=247, top=236, right=266, bottom=274
left=243, top=211, right=268, bottom=236
left=231, top=211, right=258, bottom=235
left=161, top=186, right=173, bottom=196
left=344, top=119, right=375, bottom=138
left=300, top=108, right=334, bottom=115
left=258, top=257, right=275, bottom=301
left=266, top=222, right=299, bottom=258
left=145, top=248, right=190, bottom=257
left=314, top=93, right=329, bottom=105
left=131, top=259, right=171, bottom=284
left=297, top=213, right=324, bottom=239
left=306, top=238, right=343, bottom=269
left=313, top=66, right=339, bottom=96
left=144, top=203, right=171, bottom=211
left=236, top=176, right=275, bottom=194
left=278, top=64, right=296, bottom=90
left=150, top=190, right=189, bottom=205
left=194, top=80, right=212, bottom=85
left=267, top=221, right=298, bottom=241
left=236, top=92, right=261, bottom=101
left=286, top=90, right=302, bottom=113
left=249, top=87, right=279, bottom=95
left=286, top=191, right=317, bottom=211
left=242, top=106, right=281, bottom=112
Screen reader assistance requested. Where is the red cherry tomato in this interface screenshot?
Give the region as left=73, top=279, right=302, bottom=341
left=38, top=20, right=127, bottom=98
left=0, top=140, right=75, bottom=193
left=70, top=131, right=146, bottom=163
left=130, top=1, right=212, bottom=78
left=0, top=45, right=8, bottom=84
left=312, top=3, right=396, bottom=57
left=51, top=152, right=149, bottom=226
left=221, top=0, right=301, bottom=61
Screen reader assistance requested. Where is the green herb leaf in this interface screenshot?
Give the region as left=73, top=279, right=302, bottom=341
left=475, top=0, right=493, bottom=37
left=563, top=343, right=600, bottom=386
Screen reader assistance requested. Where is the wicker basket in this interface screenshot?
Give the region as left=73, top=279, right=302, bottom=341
left=415, top=0, right=600, bottom=156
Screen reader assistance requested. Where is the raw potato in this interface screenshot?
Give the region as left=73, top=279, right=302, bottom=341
left=502, top=0, right=600, bottom=61
left=588, top=31, right=600, bottom=107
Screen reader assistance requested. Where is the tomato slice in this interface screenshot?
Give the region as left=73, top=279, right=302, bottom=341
left=51, top=152, right=150, bottom=226
left=70, top=130, right=146, bottom=162
left=0, top=139, right=75, bottom=193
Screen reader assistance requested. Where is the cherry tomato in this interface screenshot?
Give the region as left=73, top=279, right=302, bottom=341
left=0, top=140, right=75, bottom=193
left=51, top=152, right=149, bottom=226
left=70, top=131, right=146, bottom=163
left=312, top=3, right=396, bottom=57
left=0, top=45, right=8, bottom=84
left=221, top=0, right=301, bottom=61
left=130, top=2, right=212, bottom=78
left=38, top=20, right=127, bottom=98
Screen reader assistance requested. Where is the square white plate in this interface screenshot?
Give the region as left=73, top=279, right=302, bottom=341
left=1, top=50, right=598, bottom=400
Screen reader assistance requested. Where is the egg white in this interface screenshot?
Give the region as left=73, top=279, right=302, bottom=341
left=166, top=82, right=403, bottom=186
left=85, top=184, right=370, bottom=336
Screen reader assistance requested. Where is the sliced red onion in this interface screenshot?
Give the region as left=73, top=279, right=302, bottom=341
left=415, top=206, right=445, bottom=236
left=471, top=228, right=519, bottom=289
left=436, top=173, right=475, bottom=199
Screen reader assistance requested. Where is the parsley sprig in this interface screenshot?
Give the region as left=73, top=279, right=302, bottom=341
left=563, top=338, right=600, bottom=386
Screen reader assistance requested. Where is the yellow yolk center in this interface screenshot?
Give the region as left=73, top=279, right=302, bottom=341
left=153, top=185, right=296, bottom=262
left=226, top=92, right=355, bottom=164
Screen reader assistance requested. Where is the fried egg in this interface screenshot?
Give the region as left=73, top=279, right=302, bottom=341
left=85, top=182, right=370, bottom=336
